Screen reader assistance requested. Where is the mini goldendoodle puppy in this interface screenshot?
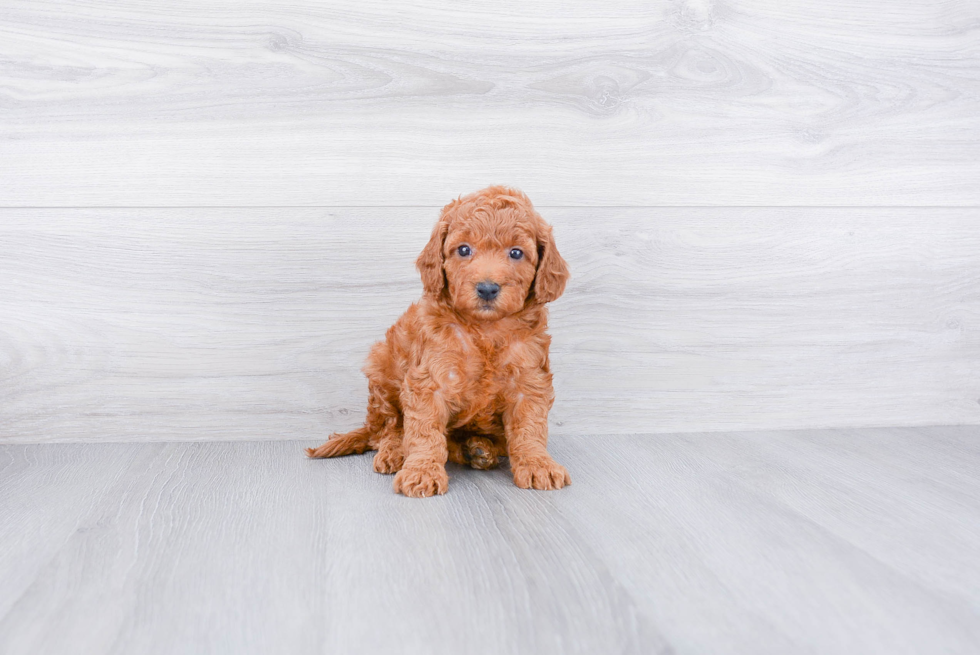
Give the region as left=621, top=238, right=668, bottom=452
left=306, top=185, right=570, bottom=498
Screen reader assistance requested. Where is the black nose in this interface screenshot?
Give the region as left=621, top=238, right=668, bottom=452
left=476, top=282, right=500, bottom=301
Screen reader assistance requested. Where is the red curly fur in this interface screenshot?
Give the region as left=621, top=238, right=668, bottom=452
left=306, top=186, right=571, bottom=497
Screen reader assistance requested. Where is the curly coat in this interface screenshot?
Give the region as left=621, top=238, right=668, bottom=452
left=306, top=186, right=571, bottom=497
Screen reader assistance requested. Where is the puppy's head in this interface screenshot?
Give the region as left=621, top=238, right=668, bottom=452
left=417, top=186, right=569, bottom=321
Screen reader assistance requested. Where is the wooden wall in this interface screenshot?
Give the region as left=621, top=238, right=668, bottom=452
left=2, top=0, right=978, bottom=441
left=2, top=209, right=977, bottom=441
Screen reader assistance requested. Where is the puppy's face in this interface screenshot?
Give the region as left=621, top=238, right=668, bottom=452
left=417, top=186, right=569, bottom=322
left=442, top=214, right=538, bottom=321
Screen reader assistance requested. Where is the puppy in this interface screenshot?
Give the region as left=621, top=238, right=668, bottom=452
left=307, top=186, right=570, bottom=498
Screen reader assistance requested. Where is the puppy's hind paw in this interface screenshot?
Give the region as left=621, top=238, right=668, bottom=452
left=373, top=447, right=404, bottom=474
left=464, top=436, right=500, bottom=470
left=393, top=461, right=449, bottom=498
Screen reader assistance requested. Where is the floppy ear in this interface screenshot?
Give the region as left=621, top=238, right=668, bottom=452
left=416, top=203, right=454, bottom=296
left=532, top=223, right=570, bottom=304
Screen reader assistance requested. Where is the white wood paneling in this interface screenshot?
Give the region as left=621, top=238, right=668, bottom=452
left=1, top=207, right=977, bottom=443
left=2, top=428, right=980, bottom=654
left=1, top=0, right=978, bottom=206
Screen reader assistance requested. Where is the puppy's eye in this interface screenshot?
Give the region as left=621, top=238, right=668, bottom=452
left=457, top=245, right=472, bottom=257
left=509, top=248, right=524, bottom=260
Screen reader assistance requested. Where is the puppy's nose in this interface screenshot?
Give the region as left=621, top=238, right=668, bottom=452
left=476, top=281, right=500, bottom=301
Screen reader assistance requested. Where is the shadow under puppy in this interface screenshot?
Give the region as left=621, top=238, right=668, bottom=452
left=307, top=185, right=570, bottom=498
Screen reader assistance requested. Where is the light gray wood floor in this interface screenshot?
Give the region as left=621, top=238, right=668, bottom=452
left=2, top=426, right=979, bottom=655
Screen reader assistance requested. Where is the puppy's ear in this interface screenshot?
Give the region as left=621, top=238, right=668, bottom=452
left=416, top=202, right=454, bottom=295
left=532, top=222, right=570, bottom=304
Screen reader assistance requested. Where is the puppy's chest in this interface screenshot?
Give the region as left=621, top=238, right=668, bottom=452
left=447, top=332, right=531, bottom=415
left=463, top=342, right=521, bottom=393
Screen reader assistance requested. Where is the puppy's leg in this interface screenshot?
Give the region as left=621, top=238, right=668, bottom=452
left=504, top=374, right=570, bottom=490
left=372, top=417, right=405, bottom=474
left=393, top=377, right=450, bottom=497
left=506, top=416, right=570, bottom=490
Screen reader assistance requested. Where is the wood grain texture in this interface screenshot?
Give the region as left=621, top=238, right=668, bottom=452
left=1, top=428, right=979, bottom=654
left=1, top=0, right=978, bottom=206
left=1, top=207, right=978, bottom=442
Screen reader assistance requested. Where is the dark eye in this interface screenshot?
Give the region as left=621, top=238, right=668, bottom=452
left=457, top=245, right=471, bottom=257
left=509, top=248, right=524, bottom=260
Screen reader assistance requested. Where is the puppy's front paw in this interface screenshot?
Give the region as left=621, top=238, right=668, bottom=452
left=393, top=461, right=449, bottom=497
left=373, top=446, right=404, bottom=474
left=512, top=457, right=571, bottom=490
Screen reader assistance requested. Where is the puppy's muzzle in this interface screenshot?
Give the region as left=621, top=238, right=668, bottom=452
left=476, top=281, right=500, bottom=301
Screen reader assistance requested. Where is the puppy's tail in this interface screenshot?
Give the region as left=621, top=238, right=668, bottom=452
left=306, top=427, right=373, bottom=459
